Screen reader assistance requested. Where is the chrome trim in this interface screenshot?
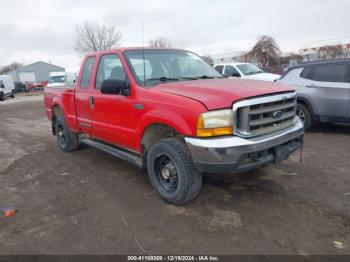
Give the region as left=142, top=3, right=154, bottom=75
left=185, top=116, right=304, bottom=167
left=232, top=92, right=297, bottom=138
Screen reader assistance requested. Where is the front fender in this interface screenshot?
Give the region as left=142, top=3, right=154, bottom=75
left=136, top=109, right=196, bottom=150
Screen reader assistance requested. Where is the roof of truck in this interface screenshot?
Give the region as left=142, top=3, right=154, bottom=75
left=86, top=47, right=187, bottom=56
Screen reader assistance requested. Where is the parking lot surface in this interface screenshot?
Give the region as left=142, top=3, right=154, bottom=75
left=0, top=95, right=349, bottom=254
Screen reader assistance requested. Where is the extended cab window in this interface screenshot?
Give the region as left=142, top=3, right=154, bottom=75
left=313, top=64, right=348, bottom=83
left=81, top=56, right=95, bottom=88
left=96, top=54, right=127, bottom=89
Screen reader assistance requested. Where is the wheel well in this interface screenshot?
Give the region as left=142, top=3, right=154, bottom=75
left=142, top=124, right=181, bottom=150
left=51, top=106, right=63, bottom=135
left=141, top=124, right=182, bottom=162
left=297, top=98, right=313, bottom=115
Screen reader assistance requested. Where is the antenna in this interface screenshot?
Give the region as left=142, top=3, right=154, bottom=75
left=142, top=21, right=147, bottom=86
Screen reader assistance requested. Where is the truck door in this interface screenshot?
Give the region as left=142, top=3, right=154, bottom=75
left=303, top=63, right=349, bottom=121
left=75, top=56, right=96, bottom=134
left=89, top=53, right=137, bottom=151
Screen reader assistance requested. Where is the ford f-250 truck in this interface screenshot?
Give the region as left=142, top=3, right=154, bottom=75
left=44, top=48, right=304, bottom=205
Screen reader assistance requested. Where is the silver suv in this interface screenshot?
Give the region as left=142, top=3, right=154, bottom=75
left=277, top=59, right=350, bottom=130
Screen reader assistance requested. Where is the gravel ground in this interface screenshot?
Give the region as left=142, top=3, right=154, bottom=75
left=0, top=95, right=349, bottom=255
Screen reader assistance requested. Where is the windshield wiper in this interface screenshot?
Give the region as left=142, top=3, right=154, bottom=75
left=146, top=77, right=180, bottom=82
left=194, top=75, right=222, bottom=79
left=178, top=77, right=200, bottom=80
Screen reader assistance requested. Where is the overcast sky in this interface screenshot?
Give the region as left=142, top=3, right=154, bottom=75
left=1, top=0, right=349, bottom=71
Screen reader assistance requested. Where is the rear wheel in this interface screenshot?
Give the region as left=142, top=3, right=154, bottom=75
left=54, top=116, right=79, bottom=152
left=297, top=103, right=313, bottom=130
left=147, top=138, right=202, bottom=205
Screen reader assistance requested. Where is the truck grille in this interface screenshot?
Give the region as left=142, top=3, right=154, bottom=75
left=233, top=92, right=297, bottom=137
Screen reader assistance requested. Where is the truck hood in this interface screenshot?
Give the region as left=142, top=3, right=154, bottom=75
left=153, top=78, right=294, bottom=110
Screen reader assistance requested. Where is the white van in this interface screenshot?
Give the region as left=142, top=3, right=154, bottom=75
left=48, top=72, right=76, bottom=87
left=0, top=75, right=15, bottom=101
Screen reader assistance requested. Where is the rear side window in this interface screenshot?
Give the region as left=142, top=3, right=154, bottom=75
left=81, top=56, right=96, bottom=88
left=313, top=64, right=348, bottom=83
left=214, top=65, right=224, bottom=74
left=300, top=66, right=313, bottom=79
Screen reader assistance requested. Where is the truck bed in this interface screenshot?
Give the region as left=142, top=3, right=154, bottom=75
left=44, top=85, right=79, bottom=132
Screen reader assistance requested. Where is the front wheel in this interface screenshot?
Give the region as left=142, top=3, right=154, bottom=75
left=297, top=103, right=313, bottom=130
left=147, top=138, right=202, bottom=205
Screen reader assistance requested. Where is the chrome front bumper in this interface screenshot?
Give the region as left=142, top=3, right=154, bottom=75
left=185, top=117, right=304, bottom=174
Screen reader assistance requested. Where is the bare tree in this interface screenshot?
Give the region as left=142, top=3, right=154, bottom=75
left=248, top=35, right=281, bottom=66
left=148, top=37, right=178, bottom=48
left=0, top=62, right=23, bottom=75
left=74, top=22, right=122, bottom=53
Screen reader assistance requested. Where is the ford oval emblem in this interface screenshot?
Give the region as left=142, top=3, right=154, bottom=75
left=273, top=110, right=284, bottom=119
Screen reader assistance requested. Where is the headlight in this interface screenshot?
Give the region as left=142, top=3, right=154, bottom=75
left=197, top=109, right=233, bottom=137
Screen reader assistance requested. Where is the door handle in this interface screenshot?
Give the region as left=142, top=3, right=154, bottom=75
left=89, top=96, right=94, bottom=109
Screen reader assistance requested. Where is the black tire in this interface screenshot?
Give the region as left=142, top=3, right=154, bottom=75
left=0, top=92, right=4, bottom=101
left=54, top=116, right=79, bottom=152
left=297, top=103, right=313, bottom=130
left=10, top=90, right=15, bottom=98
left=147, top=138, right=202, bottom=205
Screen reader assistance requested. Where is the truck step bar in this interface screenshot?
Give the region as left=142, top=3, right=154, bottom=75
left=80, top=138, right=143, bottom=169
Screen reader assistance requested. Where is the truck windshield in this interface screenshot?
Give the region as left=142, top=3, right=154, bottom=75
left=124, top=49, right=222, bottom=86
left=236, top=64, right=263, bottom=76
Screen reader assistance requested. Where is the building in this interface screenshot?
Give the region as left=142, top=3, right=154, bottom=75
left=7, top=61, right=65, bottom=83
left=299, top=37, right=350, bottom=62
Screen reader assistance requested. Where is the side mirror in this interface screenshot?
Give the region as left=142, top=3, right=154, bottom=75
left=101, top=79, right=127, bottom=94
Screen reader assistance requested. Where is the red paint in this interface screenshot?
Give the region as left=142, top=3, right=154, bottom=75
left=44, top=48, right=294, bottom=154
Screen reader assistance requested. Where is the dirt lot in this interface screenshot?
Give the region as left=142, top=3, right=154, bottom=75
left=0, top=94, right=349, bottom=255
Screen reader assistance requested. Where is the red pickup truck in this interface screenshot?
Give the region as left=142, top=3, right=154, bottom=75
left=44, top=48, right=304, bottom=205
